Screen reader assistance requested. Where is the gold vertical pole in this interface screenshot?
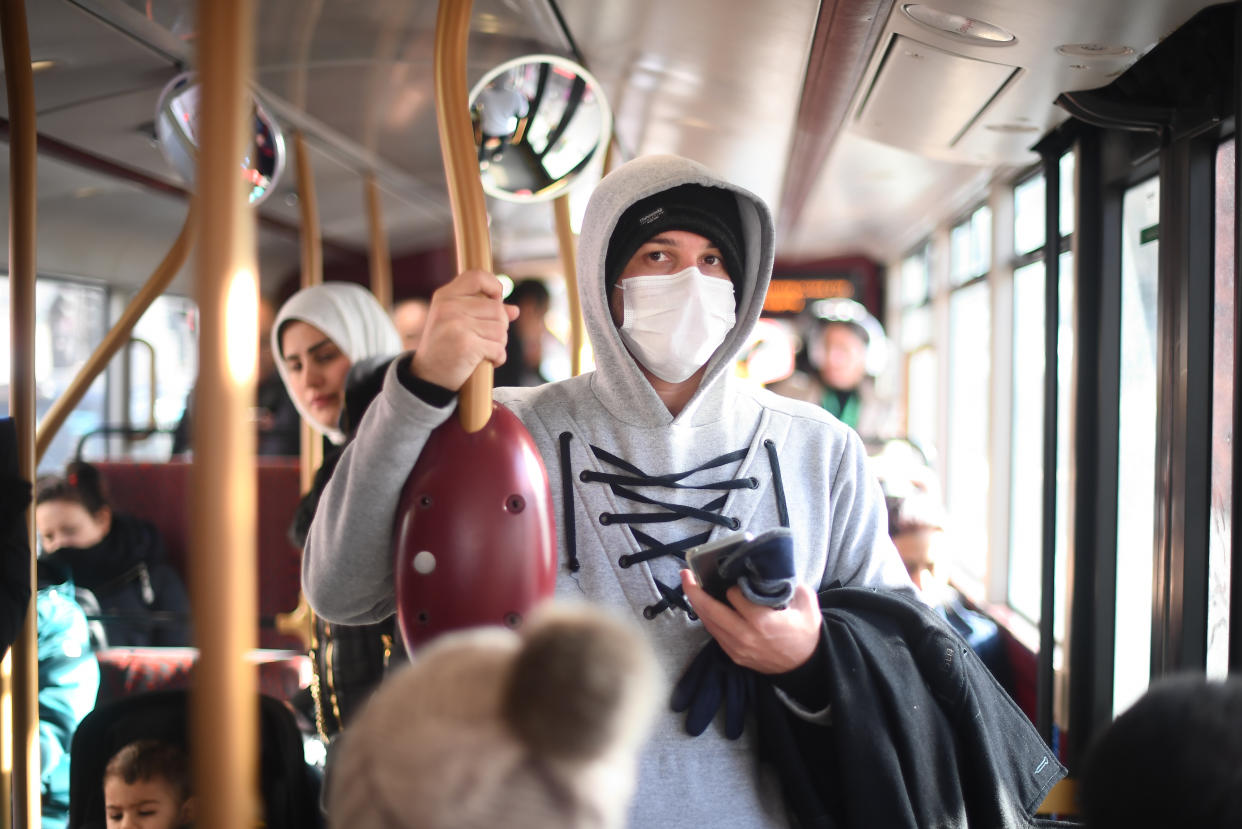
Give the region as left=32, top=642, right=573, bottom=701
left=1, top=0, right=40, bottom=824
left=293, top=130, right=323, bottom=493
left=553, top=195, right=583, bottom=376
left=365, top=174, right=393, bottom=310
left=434, top=0, right=493, bottom=433
left=192, top=1, right=259, bottom=827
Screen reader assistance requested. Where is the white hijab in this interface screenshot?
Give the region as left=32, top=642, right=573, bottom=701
left=272, top=282, right=401, bottom=444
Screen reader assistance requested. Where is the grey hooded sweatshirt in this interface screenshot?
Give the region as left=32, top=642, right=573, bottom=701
left=303, top=154, right=914, bottom=827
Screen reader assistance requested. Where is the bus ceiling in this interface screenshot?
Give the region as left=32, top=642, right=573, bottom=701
left=0, top=0, right=1226, bottom=294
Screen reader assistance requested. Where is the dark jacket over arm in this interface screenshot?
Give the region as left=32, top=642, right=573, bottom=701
left=1, top=417, right=33, bottom=660
left=756, top=587, right=1069, bottom=829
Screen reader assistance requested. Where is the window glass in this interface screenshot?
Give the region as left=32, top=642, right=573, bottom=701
left=124, top=295, right=199, bottom=461
left=969, top=205, right=992, bottom=280
left=950, top=222, right=972, bottom=286
left=1059, top=151, right=1076, bottom=239
left=1008, top=260, right=1045, bottom=620
left=951, top=205, right=992, bottom=287
left=900, top=246, right=930, bottom=308
left=906, top=344, right=938, bottom=462
left=1114, top=176, right=1160, bottom=715
left=0, top=276, right=109, bottom=474
left=1014, top=174, right=1046, bottom=256
left=1208, top=138, right=1234, bottom=678
left=1054, top=250, right=1074, bottom=645
left=947, top=280, right=991, bottom=579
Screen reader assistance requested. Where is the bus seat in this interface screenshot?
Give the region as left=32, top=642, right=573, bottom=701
left=90, top=459, right=304, bottom=650
left=94, top=647, right=310, bottom=707
left=68, top=688, right=320, bottom=829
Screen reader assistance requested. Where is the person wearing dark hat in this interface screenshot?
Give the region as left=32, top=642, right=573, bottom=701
left=770, top=297, right=898, bottom=440
left=303, top=156, right=950, bottom=827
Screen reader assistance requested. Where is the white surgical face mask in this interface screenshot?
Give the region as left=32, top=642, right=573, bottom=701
left=617, top=266, right=737, bottom=383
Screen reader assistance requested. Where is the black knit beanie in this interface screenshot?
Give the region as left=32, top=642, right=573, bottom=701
left=604, top=184, right=745, bottom=299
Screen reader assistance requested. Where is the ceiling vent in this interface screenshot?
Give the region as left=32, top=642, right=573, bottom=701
left=853, top=34, right=1019, bottom=156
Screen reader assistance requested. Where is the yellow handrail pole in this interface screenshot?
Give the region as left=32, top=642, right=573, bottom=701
left=192, top=0, right=260, bottom=826
left=365, top=174, right=393, bottom=310
left=34, top=212, right=195, bottom=462
left=0, top=0, right=39, bottom=824
left=293, top=130, right=323, bottom=493
left=553, top=195, right=584, bottom=376
left=435, top=0, right=493, bottom=433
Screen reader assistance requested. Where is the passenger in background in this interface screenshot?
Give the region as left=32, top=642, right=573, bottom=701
left=4, top=423, right=99, bottom=829
left=505, top=278, right=570, bottom=385
left=392, top=296, right=430, bottom=352
left=871, top=438, right=1012, bottom=692
left=102, top=739, right=195, bottom=829
left=35, top=461, right=191, bottom=647
left=770, top=298, right=896, bottom=441
left=1080, top=674, right=1242, bottom=829
left=38, top=561, right=100, bottom=829
left=273, top=282, right=404, bottom=744
left=171, top=294, right=301, bottom=457
left=1, top=417, right=33, bottom=661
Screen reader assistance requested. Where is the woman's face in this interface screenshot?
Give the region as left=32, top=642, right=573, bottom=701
left=36, top=500, right=110, bottom=553
left=280, top=320, right=352, bottom=433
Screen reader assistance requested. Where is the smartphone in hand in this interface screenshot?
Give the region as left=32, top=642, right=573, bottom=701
left=685, top=528, right=796, bottom=608
left=685, top=532, right=752, bottom=603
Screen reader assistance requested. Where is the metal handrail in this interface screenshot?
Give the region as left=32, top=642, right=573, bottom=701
left=73, top=426, right=174, bottom=462
left=124, top=337, right=158, bottom=434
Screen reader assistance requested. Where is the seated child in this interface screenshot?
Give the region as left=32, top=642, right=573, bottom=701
left=103, top=740, right=194, bottom=829
left=36, top=461, right=191, bottom=647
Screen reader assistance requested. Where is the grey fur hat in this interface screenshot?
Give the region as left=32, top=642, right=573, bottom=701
left=327, top=602, right=663, bottom=829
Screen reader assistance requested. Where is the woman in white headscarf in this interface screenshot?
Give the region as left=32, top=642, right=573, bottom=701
left=272, top=282, right=403, bottom=744
left=273, top=281, right=402, bottom=445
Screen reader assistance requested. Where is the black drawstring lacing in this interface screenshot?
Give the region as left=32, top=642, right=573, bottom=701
left=557, top=432, right=580, bottom=572
left=764, top=439, right=790, bottom=529
left=556, top=435, right=792, bottom=619
left=583, top=445, right=756, bottom=619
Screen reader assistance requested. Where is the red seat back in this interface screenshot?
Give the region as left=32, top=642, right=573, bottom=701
left=93, top=459, right=304, bottom=650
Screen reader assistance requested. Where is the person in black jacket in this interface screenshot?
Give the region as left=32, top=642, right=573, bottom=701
left=272, top=282, right=403, bottom=743
left=34, top=461, right=191, bottom=647
left=1, top=417, right=33, bottom=660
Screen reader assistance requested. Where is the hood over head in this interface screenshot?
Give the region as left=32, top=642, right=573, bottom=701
left=272, top=282, right=401, bottom=444
left=577, top=155, right=775, bottom=427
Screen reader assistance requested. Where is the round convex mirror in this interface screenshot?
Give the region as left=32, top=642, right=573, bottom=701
left=155, top=71, right=287, bottom=206
left=468, top=54, right=611, bottom=203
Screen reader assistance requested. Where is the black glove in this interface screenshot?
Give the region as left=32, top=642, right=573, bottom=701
left=718, top=527, right=797, bottom=609
left=671, top=639, right=756, bottom=739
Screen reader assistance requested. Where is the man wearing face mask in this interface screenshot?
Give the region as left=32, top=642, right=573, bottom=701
left=302, top=155, right=917, bottom=827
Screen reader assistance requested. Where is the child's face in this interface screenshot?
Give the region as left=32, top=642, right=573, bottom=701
left=35, top=499, right=109, bottom=553
left=104, top=776, right=191, bottom=829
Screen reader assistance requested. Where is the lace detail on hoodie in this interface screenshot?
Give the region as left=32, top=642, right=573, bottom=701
left=575, top=443, right=761, bottom=619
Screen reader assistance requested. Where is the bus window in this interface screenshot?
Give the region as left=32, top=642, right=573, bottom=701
left=0, top=275, right=108, bottom=473
left=947, top=278, right=991, bottom=582
left=1009, top=257, right=1045, bottom=621
left=900, top=247, right=937, bottom=458
left=1115, top=175, right=1160, bottom=715
left=124, top=294, right=198, bottom=461
left=1208, top=138, right=1234, bottom=678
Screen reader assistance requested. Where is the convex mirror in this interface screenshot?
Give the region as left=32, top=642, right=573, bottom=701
left=469, top=54, right=610, bottom=203
left=155, top=71, right=287, bottom=206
